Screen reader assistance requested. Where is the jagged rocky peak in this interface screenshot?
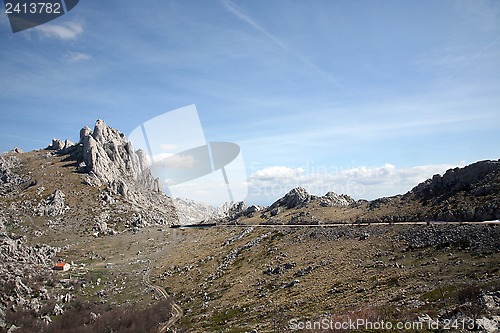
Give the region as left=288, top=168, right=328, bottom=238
left=221, top=201, right=248, bottom=216
left=267, top=187, right=355, bottom=212
left=173, top=199, right=253, bottom=225
left=38, top=120, right=178, bottom=227
left=91, top=119, right=125, bottom=143
left=44, top=119, right=161, bottom=197
left=9, top=147, right=23, bottom=154
left=173, top=198, right=219, bottom=225
left=269, top=187, right=314, bottom=210
left=75, top=120, right=159, bottom=193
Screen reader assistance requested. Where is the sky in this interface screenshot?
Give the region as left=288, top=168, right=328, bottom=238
left=1, top=0, right=499, bottom=205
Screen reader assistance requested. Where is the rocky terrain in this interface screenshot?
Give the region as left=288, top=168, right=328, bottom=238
left=0, top=120, right=179, bottom=332
left=0, top=120, right=498, bottom=333
left=147, top=223, right=499, bottom=332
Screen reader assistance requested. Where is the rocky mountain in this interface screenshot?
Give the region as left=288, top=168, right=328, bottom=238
left=268, top=187, right=315, bottom=210
left=51, top=119, right=178, bottom=228
left=319, top=191, right=356, bottom=207
left=266, top=187, right=355, bottom=211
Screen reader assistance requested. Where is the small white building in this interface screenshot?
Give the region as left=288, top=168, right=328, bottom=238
left=53, top=262, right=70, bottom=272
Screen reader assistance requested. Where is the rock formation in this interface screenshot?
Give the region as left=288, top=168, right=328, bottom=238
left=35, top=190, right=67, bottom=217
left=265, top=187, right=355, bottom=214
left=173, top=198, right=220, bottom=225
left=268, top=187, right=314, bottom=210
left=319, top=191, right=356, bottom=207
left=405, top=160, right=500, bottom=221
left=173, top=199, right=257, bottom=225
left=74, top=120, right=160, bottom=194
left=0, top=154, right=27, bottom=194
left=411, top=160, right=500, bottom=202
left=43, top=120, right=178, bottom=227
left=0, top=215, right=61, bottom=330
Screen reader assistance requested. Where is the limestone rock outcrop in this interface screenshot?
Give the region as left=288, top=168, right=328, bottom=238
left=411, top=160, right=500, bottom=202
left=319, top=192, right=355, bottom=207
left=0, top=215, right=61, bottom=329
left=35, top=190, right=67, bottom=217
left=77, top=120, right=160, bottom=193
left=0, top=154, right=28, bottom=195
left=42, top=119, right=179, bottom=227
left=268, top=187, right=314, bottom=210
left=407, top=160, right=500, bottom=221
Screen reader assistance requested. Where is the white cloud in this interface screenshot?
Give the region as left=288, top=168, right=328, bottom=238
left=36, top=21, right=83, bottom=40
left=66, top=51, right=91, bottom=63
left=252, top=166, right=305, bottom=180
left=160, top=154, right=198, bottom=168
left=247, top=162, right=466, bottom=204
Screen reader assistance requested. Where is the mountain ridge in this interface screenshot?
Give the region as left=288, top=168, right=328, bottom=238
left=221, top=159, right=500, bottom=225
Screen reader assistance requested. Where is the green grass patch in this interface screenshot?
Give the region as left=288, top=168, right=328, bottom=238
left=421, top=285, right=457, bottom=302
left=210, top=307, right=243, bottom=325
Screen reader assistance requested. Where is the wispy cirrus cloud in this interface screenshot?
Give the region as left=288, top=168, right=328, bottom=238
left=219, top=0, right=342, bottom=87
left=66, top=51, right=91, bottom=63
left=36, top=21, right=83, bottom=40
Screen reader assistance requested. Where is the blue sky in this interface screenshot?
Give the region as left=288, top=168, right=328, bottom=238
left=1, top=1, right=499, bottom=205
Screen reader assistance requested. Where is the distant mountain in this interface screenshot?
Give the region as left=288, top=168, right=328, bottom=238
left=173, top=198, right=264, bottom=225
left=223, top=160, right=500, bottom=225
left=173, top=198, right=221, bottom=225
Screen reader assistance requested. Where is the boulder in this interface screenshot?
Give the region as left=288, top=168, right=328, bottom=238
left=93, top=221, right=108, bottom=235
left=9, top=147, right=23, bottom=154
left=0, top=155, right=24, bottom=186
left=36, top=190, right=67, bottom=217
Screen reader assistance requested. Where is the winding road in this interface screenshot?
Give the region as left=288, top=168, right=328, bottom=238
left=143, top=260, right=183, bottom=333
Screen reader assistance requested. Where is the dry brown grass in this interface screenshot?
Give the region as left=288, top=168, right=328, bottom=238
left=2, top=151, right=499, bottom=332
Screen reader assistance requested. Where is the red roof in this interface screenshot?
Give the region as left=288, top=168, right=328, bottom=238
left=54, top=262, right=68, bottom=268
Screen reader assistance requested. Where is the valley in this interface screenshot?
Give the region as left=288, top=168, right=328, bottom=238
left=0, top=121, right=498, bottom=332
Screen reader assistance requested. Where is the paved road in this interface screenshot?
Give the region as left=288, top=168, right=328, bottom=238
left=143, top=260, right=182, bottom=333
left=218, top=221, right=500, bottom=228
